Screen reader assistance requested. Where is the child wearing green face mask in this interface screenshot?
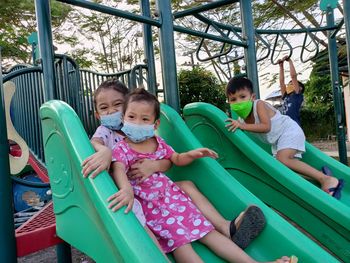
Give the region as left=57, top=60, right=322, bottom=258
left=225, top=77, right=345, bottom=200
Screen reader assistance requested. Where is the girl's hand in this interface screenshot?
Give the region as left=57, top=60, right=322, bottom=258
left=82, top=146, right=112, bottom=178
left=225, top=118, right=243, bottom=132
left=188, top=148, right=218, bottom=159
left=128, top=159, right=154, bottom=182
left=107, top=187, right=134, bottom=213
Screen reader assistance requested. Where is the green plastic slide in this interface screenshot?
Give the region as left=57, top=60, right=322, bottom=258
left=40, top=100, right=167, bottom=263
left=40, top=100, right=339, bottom=262
left=183, top=102, right=350, bottom=262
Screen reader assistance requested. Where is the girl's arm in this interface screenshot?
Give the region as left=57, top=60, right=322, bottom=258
left=128, top=159, right=172, bottom=182
left=170, top=148, right=218, bottom=166
left=107, top=162, right=134, bottom=213
left=287, top=58, right=301, bottom=94
left=82, top=137, right=112, bottom=178
left=226, top=101, right=271, bottom=133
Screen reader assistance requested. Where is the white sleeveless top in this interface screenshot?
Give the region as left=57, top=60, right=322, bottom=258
left=246, top=100, right=305, bottom=157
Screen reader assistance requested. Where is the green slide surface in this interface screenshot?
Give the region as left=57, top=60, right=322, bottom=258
left=183, top=102, right=350, bottom=262
left=40, top=100, right=339, bottom=262
left=40, top=100, right=167, bottom=263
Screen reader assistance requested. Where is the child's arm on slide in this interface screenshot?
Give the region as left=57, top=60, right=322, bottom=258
left=82, top=138, right=112, bottom=178
left=128, top=159, right=172, bottom=182
left=225, top=101, right=272, bottom=133
left=107, top=162, right=134, bottom=213
left=170, top=148, right=218, bottom=166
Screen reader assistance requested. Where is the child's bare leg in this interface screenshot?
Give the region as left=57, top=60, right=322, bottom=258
left=276, top=149, right=339, bottom=192
left=200, top=230, right=256, bottom=263
left=175, top=181, right=231, bottom=237
left=145, top=226, right=170, bottom=262
left=199, top=230, right=290, bottom=263
left=172, top=243, right=203, bottom=263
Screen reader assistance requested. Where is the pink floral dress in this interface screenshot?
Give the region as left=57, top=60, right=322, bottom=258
left=92, top=126, right=146, bottom=226
left=112, top=136, right=214, bottom=253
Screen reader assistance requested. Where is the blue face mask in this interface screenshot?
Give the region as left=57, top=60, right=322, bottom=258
left=100, top=111, right=123, bottom=130
left=121, top=121, right=155, bottom=143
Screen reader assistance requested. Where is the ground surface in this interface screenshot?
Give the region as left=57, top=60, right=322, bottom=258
left=17, top=140, right=349, bottom=262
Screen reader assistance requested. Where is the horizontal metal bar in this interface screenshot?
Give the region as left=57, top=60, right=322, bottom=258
left=194, top=15, right=341, bottom=35
left=80, top=68, right=132, bottom=77
left=56, top=0, right=161, bottom=27
left=173, top=0, right=238, bottom=19
left=256, top=24, right=340, bottom=34
left=3, top=67, right=42, bottom=83
left=173, top=25, right=247, bottom=47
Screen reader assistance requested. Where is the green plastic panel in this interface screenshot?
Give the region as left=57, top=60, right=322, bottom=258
left=183, top=102, right=350, bottom=262
left=40, top=100, right=339, bottom=262
left=158, top=104, right=339, bottom=263
left=40, top=100, right=167, bottom=263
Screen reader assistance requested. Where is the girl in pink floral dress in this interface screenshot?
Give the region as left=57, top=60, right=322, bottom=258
left=107, top=88, right=291, bottom=263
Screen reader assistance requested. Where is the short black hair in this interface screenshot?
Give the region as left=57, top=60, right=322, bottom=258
left=226, top=77, right=254, bottom=96
left=93, top=78, right=129, bottom=107
left=123, top=88, right=160, bottom=121
left=298, top=81, right=305, bottom=94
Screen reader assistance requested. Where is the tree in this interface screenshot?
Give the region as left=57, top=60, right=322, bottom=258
left=178, top=67, right=227, bottom=111
left=0, top=0, right=72, bottom=68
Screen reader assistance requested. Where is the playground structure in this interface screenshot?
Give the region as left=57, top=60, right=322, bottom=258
left=0, top=0, right=350, bottom=262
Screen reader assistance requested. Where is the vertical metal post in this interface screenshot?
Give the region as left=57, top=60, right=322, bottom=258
left=140, top=0, right=157, bottom=95
left=35, top=0, right=57, bottom=101
left=327, top=6, right=348, bottom=164
left=0, top=48, right=17, bottom=263
left=344, top=0, right=350, bottom=80
left=240, top=0, right=259, bottom=98
left=156, top=0, right=180, bottom=112
left=35, top=1, right=72, bottom=262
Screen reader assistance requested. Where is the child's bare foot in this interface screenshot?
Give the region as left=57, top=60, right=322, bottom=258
left=322, top=176, right=342, bottom=196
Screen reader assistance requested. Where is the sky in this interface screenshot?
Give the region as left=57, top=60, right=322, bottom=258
left=54, top=1, right=344, bottom=102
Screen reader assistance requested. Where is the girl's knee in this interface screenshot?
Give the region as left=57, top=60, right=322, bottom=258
left=173, top=243, right=202, bottom=263
left=276, top=152, right=293, bottom=165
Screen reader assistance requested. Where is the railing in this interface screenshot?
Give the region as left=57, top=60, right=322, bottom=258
left=4, top=54, right=148, bottom=164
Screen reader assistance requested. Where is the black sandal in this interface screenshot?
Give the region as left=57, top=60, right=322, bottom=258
left=230, top=205, right=266, bottom=249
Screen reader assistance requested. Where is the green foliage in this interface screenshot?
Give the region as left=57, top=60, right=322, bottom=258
left=301, top=67, right=336, bottom=140
left=178, top=67, right=227, bottom=111
left=0, top=0, right=72, bottom=66
left=300, top=107, right=335, bottom=140
left=304, top=74, right=334, bottom=113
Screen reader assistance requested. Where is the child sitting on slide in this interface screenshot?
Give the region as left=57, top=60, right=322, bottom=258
left=106, top=87, right=291, bottom=263
left=81, top=79, right=266, bottom=249
left=225, top=77, right=345, bottom=199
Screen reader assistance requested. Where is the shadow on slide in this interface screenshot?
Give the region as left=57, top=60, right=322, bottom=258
left=40, top=100, right=339, bottom=262
left=183, top=102, right=350, bottom=262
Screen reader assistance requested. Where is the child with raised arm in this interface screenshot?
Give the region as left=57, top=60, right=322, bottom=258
left=108, top=88, right=290, bottom=263
left=82, top=79, right=267, bottom=250
left=278, top=56, right=304, bottom=126
left=225, top=77, right=344, bottom=199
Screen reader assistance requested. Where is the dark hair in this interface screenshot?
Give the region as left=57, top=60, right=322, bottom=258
left=93, top=78, right=129, bottom=107
left=298, top=81, right=305, bottom=94
left=123, top=88, right=160, bottom=121
left=226, top=77, right=254, bottom=96
left=288, top=80, right=305, bottom=94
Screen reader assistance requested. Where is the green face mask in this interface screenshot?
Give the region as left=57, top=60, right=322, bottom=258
left=230, top=100, right=253, bottom=119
